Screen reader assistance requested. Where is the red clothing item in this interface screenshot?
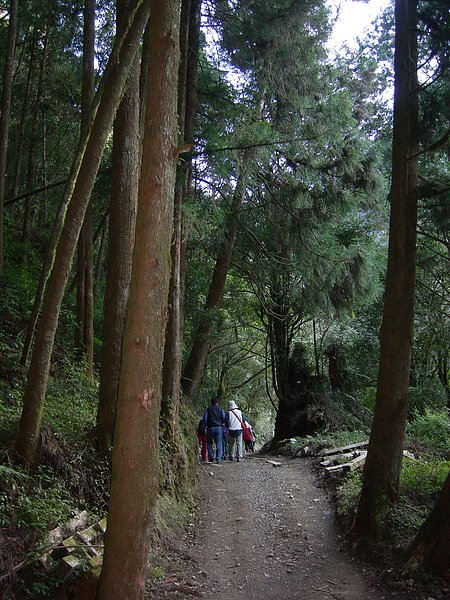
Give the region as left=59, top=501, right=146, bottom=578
left=198, top=433, right=207, bottom=461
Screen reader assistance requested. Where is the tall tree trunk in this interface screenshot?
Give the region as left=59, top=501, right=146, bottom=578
left=97, top=1, right=180, bottom=597
left=22, top=16, right=50, bottom=242
left=15, top=0, right=153, bottom=470
left=75, top=0, right=96, bottom=375
left=181, top=154, right=251, bottom=399
left=351, top=0, right=418, bottom=539
left=403, top=470, right=450, bottom=580
left=161, top=0, right=201, bottom=447
left=11, top=28, right=36, bottom=204
left=94, top=216, right=107, bottom=285
left=96, top=0, right=140, bottom=455
left=0, top=0, right=18, bottom=274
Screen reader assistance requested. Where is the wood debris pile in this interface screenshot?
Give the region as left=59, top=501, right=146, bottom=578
left=317, top=441, right=369, bottom=473
left=38, top=510, right=106, bottom=576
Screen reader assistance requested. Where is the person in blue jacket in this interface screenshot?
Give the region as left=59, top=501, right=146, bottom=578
left=202, top=396, right=226, bottom=464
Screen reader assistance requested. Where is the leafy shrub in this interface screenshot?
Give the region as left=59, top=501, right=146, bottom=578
left=300, top=429, right=368, bottom=453
left=406, top=409, right=450, bottom=456
left=385, top=500, right=427, bottom=548
left=44, top=361, right=98, bottom=441
left=15, top=482, right=75, bottom=531
left=408, top=385, right=447, bottom=415
left=0, top=465, right=76, bottom=530
left=359, top=386, right=376, bottom=411
left=334, top=456, right=449, bottom=547
left=317, top=390, right=372, bottom=432
left=400, top=457, right=450, bottom=501
left=335, top=471, right=362, bottom=528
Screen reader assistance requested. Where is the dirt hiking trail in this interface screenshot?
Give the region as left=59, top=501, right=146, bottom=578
left=151, top=455, right=426, bottom=600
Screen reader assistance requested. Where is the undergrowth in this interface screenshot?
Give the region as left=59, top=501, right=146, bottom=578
left=334, top=424, right=449, bottom=557
left=0, top=356, right=198, bottom=599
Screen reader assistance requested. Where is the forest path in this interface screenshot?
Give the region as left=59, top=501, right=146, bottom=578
left=151, top=455, right=409, bottom=600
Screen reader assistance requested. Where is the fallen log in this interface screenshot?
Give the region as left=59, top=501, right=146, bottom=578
left=324, top=449, right=415, bottom=473
left=325, top=452, right=367, bottom=473
left=319, top=451, right=359, bottom=467
left=319, top=441, right=369, bottom=457
left=342, top=451, right=367, bottom=472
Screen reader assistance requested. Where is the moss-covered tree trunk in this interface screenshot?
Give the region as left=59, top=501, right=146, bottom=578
left=161, top=0, right=201, bottom=457
left=96, top=0, right=140, bottom=455
left=96, top=0, right=180, bottom=597
left=15, top=0, right=153, bottom=470
left=351, top=0, right=418, bottom=539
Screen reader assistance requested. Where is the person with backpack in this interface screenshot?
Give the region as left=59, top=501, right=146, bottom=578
left=226, top=400, right=246, bottom=462
left=202, top=396, right=226, bottom=464
left=243, top=421, right=254, bottom=453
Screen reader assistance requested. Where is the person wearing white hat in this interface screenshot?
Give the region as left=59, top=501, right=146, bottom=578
left=226, top=400, right=246, bottom=461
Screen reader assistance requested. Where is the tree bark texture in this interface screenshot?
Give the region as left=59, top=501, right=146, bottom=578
left=0, top=0, right=18, bottom=273
left=404, top=471, right=450, bottom=580
left=161, top=0, right=201, bottom=446
left=97, top=0, right=140, bottom=454
left=96, top=1, right=180, bottom=597
left=15, top=0, right=153, bottom=470
left=351, top=0, right=418, bottom=539
left=75, top=0, right=96, bottom=375
left=181, top=153, right=250, bottom=399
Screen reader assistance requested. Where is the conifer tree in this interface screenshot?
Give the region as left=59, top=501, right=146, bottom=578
left=351, top=0, right=419, bottom=538
left=97, top=0, right=180, bottom=595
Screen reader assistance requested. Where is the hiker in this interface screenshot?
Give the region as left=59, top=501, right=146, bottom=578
left=202, top=396, right=226, bottom=464
left=197, top=418, right=207, bottom=462
left=226, top=400, right=246, bottom=462
left=243, top=421, right=254, bottom=453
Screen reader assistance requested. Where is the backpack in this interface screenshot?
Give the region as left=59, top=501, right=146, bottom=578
left=197, top=419, right=207, bottom=436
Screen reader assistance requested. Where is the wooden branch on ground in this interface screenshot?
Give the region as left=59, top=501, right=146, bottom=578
left=325, top=452, right=367, bottom=473
left=319, top=440, right=369, bottom=456
left=324, top=449, right=416, bottom=473
left=343, top=452, right=367, bottom=472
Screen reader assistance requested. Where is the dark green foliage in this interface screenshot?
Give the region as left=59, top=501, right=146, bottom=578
left=401, top=457, right=450, bottom=501
left=0, top=462, right=75, bottom=530
left=406, top=409, right=450, bottom=456
left=336, top=456, right=449, bottom=545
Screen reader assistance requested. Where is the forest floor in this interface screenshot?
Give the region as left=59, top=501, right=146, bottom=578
left=149, top=454, right=446, bottom=600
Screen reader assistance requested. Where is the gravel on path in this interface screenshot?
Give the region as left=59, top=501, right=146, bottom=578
left=150, top=454, right=425, bottom=600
